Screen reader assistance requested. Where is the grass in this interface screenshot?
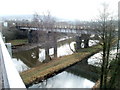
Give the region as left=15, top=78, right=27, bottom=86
left=17, top=38, right=117, bottom=87
left=7, top=39, right=28, bottom=46
left=20, top=44, right=102, bottom=87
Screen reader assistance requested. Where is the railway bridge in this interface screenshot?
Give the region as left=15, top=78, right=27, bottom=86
left=15, top=23, right=98, bottom=61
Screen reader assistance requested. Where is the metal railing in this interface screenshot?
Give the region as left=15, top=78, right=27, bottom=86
left=0, top=32, right=26, bottom=88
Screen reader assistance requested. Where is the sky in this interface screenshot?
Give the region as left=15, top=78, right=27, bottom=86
left=0, top=0, right=120, bottom=21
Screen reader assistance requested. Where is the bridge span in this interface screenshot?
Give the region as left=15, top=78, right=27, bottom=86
left=14, top=24, right=99, bottom=61
left=16, top=25, right=96, bottom=35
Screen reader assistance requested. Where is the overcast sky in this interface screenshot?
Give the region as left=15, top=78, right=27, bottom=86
left=0, top=0, right=119, bottom=20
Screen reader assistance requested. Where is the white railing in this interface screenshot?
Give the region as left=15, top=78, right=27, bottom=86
left=0, top=32, right=26, bottom=88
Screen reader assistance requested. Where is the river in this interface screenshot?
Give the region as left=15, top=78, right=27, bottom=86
left=12, top=38, right=100, bottom=88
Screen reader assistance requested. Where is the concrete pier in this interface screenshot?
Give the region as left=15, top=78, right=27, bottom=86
left=75, top=36, right=82, bottom=52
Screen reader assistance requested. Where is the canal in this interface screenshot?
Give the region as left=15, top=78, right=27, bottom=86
left=12, top=38, right=101, bottom=88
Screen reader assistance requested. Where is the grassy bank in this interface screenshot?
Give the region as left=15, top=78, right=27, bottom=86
left=8, top=39, right=28, bottom=46
left=12, top=38, right=117, bottom=88
left=20, top=44, right=102, bottom=87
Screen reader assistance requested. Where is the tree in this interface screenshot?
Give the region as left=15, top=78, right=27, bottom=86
left=31, top=12, right=57, bottom=61
left=107, top=2, right=120, bottom=88
left=94, top=3, right=116, bottom=88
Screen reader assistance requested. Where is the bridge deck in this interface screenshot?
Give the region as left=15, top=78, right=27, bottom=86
left=17, top=26, right=95, bottom=35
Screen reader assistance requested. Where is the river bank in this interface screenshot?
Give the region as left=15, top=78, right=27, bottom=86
left=20, top=44, right=102, bottom=88
left=12, top=38, right=117, bottom=88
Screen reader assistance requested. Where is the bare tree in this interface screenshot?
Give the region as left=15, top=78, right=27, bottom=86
left=107, top=2, right=120, bottom=88
left=94, top=3, right=116, bottom=88
left=31, top=12, right=57, bottom=61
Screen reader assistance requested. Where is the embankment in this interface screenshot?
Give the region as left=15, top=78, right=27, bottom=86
left=20, top=45, right=102, bottom=88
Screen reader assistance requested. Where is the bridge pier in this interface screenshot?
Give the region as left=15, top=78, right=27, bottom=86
left=75, top=34, right=90, bottom=51
left=27, top=30, right=58, bottom=61
left=28, top=29, right=33, bottom=43
left=28, top=30, right=39, bottom=43
left=75, top=36, right=82, bottom=52
left=53, top=32, right=57, bottom=58
left=84, top=39, right=89, bottom=48
left=45, top=31, right=58, bottom=61
left=45, top=46, right=51, bottom=61
left=81, top=34, right=90, bottom=48
left=45, top=32, right=51, bottom=61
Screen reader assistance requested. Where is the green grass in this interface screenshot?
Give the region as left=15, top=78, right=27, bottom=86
left=8, top=39, right=28, bottom=46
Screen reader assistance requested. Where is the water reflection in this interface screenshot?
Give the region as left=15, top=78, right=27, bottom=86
left=29, top=71, right=95, bottom=88
left=12, top=39, right=100, bottom=88
left=39, top=40, right=98, bottom=62
left=29, top=59, right=100, bottom=88
left=88, top=44, right=117, bottom=67
left=66, top=61, right=100, bottom=82
left=13, top=40, right=99, bottom=72
left=13, top=41, right=76, bottom=69
left=12, top=58, right=30, bottom=72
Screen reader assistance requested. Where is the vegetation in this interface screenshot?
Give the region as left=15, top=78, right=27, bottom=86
left=20, top=44, right=103, bottom=87
left=2, top=26, right=28, bottom=42
left=93, top=3, right=120, bottom=89
left=2, top=5, right=119, bottom=88
left=108, top=57, right=120, bottom=88
left=8, top=39, right=28, bottom=46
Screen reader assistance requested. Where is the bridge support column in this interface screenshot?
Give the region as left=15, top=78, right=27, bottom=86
left=84, top=39, right=89, bottom=48
left=81, top=34, right=90, bottom=48
left=45, top=32, right=51, bottom=61
left=45, top=46, right=51, bottom=61
left=53, top=32, right=57, bottom=58
left=28, top=30, right=32, bottom=43
left=75, top=36, right=82, bottom=52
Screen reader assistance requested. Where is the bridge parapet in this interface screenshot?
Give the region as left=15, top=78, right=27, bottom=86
left=14, top=22, right=95, bottom=31
left=0, top=32, right=26, bottom=88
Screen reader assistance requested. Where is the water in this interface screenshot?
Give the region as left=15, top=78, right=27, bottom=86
left=29, top=71, right=95, bottom=88
left=39, top=40, right=99, bottom=62
left=12, top=39, right=99, bottom=88
left=88, top=43, right=118, bottom=67
left=12, top=58, right=30, bottom=72
left=29, top=58, right=98, bottom=88
left=13, top=39, right=99, bottom=72
left=39, top=42, right=76, bottom=62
